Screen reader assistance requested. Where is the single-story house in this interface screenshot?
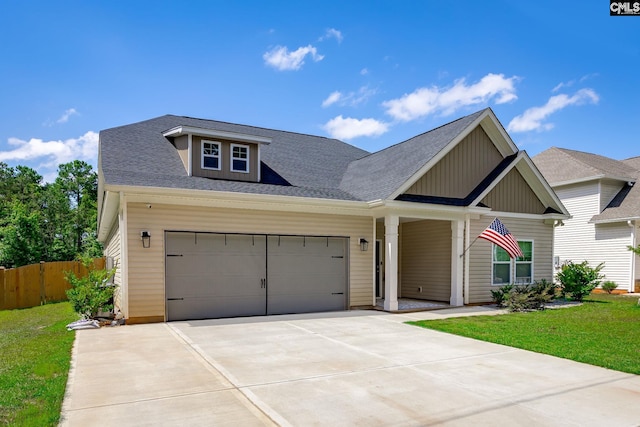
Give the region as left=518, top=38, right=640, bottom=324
left=533, top=147, right=640, bottom=292
left=97, top=108, right=569, bottom=324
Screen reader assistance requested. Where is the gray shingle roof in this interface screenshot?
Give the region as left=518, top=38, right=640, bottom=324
left=339, top=109, right=486, bottom=201
left=532, top=147, right=638, bottom=185
left=100, top=110, right=494, bottom=203
left=533, top=148, right=640, bottom=223
left=100, top=115, right=368, bottom=200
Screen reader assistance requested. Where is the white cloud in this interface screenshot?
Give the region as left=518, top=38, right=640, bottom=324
left=57, top=108, right=79, bottom=123
left=0, top=131, right=99, bottom=176
left=507, top=88, right=599, bottom=133
left=263, top=45, right=324, bottom=71
left=321, top=86, right=377, bottom=108
left=360, top=68, right=369, bottom=75
left=322, top=91, right=343, bottom=107
left=319, top=28, right=343, bottom=43
left=552, top=73, right=598, bottom=93
left=382, top=73, right=519, bottom=122
left=323, top=115, right=389, bottom=140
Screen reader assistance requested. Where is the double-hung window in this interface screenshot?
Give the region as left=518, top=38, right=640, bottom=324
left=202, top=141, right=221, bottom=170
left=492, top=240, right=533, bottom=285
left=231, top=144, right=249, bottom=173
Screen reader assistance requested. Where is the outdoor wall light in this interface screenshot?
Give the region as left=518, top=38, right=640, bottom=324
left=141, top=231, right=151, bottom=248
left=359, top=238, right=369, bottom=252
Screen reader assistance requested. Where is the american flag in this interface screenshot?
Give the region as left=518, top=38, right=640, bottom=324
left=479, top=218, right=524, bottom=259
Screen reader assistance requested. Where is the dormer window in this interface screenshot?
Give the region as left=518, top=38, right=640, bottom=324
left=202, top=141, right=221, bottom=170
left=231, top=144, right=249, bottom=173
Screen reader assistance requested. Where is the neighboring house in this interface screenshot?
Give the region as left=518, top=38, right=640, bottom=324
left=97, top=108, right=568, bottom=324
left=533, top=147, right=640, bottom=292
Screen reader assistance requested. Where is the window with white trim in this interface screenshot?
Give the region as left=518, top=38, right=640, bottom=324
left=202, top=141, right=221, bottom=170
left=492, top=240, right=533, bottom=285
left=231, top=144, right=249, bottom=173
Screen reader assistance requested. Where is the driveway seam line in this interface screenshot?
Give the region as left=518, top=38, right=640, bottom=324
left=167, top=323, right=290, bottom=427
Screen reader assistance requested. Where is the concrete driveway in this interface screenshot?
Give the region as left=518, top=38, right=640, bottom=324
left=60, top=307, right=640, bottom=426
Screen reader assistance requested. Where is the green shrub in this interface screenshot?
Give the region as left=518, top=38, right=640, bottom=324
left=65, top=257, right=116, bottom=319
left=491, top=280, right=556, bottom=312
left=491, top=284, right=513, bottom=307
left=601, top=281, right=618, bottom=294
left=556, top=261, right=604, bottom=301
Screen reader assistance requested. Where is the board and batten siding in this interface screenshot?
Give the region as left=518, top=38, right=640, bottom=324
left=554, top=182, right=634, bottom=291
left=480, top=168, right=546, bottom=214
left=400, top=220, right=451, bottom=302
left=124, top=202, right=373, bottom=322
left=468, top=216, right=554, bottom=303
left=405, top=126, right=503, bottom=199
left=191, top=136, right=259, bottom=182
left=103, top=222, right=122, bottom=312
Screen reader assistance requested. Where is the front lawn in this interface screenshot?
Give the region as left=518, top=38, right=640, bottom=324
left=408, top=294, right=640, bottom=375
left=0, top=302, right=78, bottom=426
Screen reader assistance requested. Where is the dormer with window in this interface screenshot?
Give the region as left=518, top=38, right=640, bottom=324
left=163, top=125, right=270, bottom=183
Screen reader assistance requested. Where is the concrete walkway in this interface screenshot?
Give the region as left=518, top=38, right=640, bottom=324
left=60, top=307, right=640, bottom=426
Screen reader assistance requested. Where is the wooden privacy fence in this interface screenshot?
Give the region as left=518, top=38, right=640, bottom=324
left=0, top=258, right=105, bottom=310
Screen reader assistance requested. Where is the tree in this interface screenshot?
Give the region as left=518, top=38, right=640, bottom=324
left=54, top=161, right=99, bottom=256
left=628, top=245, right=640, bottom=256
left=556, top=261, right=604, bottom=301
left=0, top=201, right=44, bottom=268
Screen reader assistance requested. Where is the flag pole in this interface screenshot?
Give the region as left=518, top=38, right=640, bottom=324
left=459, top=235, right=480, bottom=258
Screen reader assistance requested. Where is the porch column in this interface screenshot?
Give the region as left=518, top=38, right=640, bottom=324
left=384, top=215, right=399, bottom=311
left=450, top=219, right=464, bottom=306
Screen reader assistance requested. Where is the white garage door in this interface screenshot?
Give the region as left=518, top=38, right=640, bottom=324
left=165, top=232, right=348, bottom=321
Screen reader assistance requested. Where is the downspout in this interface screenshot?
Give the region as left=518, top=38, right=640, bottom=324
left=187, top=134, right=193, bottom=176
left=119, top=192, right=129, bottom=320
left=629, top=220, right=636, bottom=293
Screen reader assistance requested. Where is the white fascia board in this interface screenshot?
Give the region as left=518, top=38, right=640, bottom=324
left=97, top=190, right=120, bottom=242
left=488, top=210, right=569, bottom=221
left=479, top=109, right=519, bottom=156
left=162, top=126, right=272, bottom=144
left=589, top=216, right=640, bottom=224
left=368, top=199, right=489, bottom=221
left=102, top=183, right=371, bottom=217
left=551, top=175, right=635, bottom=188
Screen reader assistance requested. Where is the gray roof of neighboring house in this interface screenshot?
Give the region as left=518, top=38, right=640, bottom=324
left=532, top=147, right=638, bottom=185
left=533, top=148, right=640, bottom=223
left=339, top=109, right=486, bottom=201
left=100, top=110, right=490, bottom=203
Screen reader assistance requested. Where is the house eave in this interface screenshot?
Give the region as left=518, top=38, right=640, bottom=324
left=162, top=125, right=272, bottom=144
left=102, top=183, right=371, bottom=217
left=589, top=216, right=640, bottom=225
left=551, top=175, right=636, bottom=188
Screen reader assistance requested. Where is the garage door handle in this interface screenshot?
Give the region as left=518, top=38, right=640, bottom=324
left=167, top=254, right=183, bottom=257
left=331, top=256, right=344, bottom=258
left=167, top=298, right=184, bottom=301
left=331, top=292, right=344, bottom=295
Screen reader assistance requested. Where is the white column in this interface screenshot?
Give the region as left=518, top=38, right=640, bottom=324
left=384, top=215, right=399, bottom=311
left=450, top=219, right=464, bottom=306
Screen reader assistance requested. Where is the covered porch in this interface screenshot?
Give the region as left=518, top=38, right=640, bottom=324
left=372, top=208, right=477, bottom=312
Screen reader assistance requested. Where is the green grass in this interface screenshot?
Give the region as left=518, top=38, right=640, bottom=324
left=0, top=302, right=79, bottom=426
left=408, top=294, right=640, bottom=375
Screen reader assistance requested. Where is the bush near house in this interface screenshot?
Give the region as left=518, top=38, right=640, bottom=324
left=65, top=257, right=116, bottom=319
left=491, top=280, right=556, bottom=312
left=601, top=281, right=618, bottom=294
left=556, top=261, right=604, bottom=301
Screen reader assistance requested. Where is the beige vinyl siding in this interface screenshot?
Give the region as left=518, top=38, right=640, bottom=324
left=125, top=202, right=373, bottom=320
left=191, top=136, right=259, bottom=182
left=405, top=126, right=502, bottom=198
left=173, top=135, right=189, bottom=172
left=400, top=220, right=451, bottom=302
left=481, top=168, right=546, bottom=214
left=468, top=216, right=553, bottom=303
left=104, top=222, right=122, bottom=311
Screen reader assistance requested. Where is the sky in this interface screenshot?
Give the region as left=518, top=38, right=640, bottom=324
left=0, top=1, right=638, bottom=182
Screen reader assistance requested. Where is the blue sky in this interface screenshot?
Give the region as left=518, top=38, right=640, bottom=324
left=0, top=1, right=638, bottom=181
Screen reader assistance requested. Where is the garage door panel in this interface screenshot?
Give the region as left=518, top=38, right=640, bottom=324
left=267, top=236, right=347, bottom=315
left=167, top=295, right=266, bottom=321
left=166, top=232, right=267, bottom=321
